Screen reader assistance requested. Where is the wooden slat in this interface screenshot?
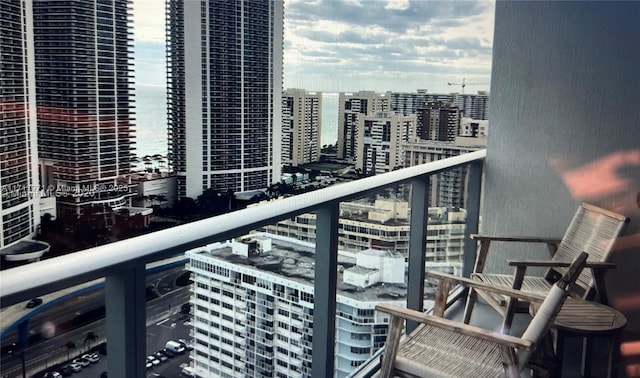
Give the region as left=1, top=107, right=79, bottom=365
left=376, top=303, right=533, bottom=350
left=471, top=234, right=562, bottom=244
left=428, top=270, right=546, bottom=303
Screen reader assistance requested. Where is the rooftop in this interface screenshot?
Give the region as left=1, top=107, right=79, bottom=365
left=187, top=233, right=417, bottom=303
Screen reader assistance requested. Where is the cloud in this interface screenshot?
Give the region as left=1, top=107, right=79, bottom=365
left=284, top=0, right=495, bottom=92
left=385, top=0, right=410, bottom=10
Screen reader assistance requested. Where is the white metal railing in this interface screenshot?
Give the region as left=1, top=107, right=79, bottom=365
left=0, top=149, right=485, bottom=377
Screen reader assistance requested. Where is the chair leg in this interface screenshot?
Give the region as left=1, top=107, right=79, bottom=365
left=463, top=288, right=477, bottom=324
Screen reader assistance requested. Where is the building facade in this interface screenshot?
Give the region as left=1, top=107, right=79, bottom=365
left=453, top=91, right=490, bottom=120
left=337, top=91, right=389, bottom=162
left=186, top=234, right=407, bottom=378
left=32, top=0, right=135, bottom=217
left=403, top=138, right=486, bottom=208
left=167, top=0, right=283, bottom=199
left=355, top=112, right=416, bottom=175
left=0, top=0, right=42, bottom=250
left=417, top=101, right=460, bottom=142
left=282, top=89, right=322, bottom=167
left=261, top=199, right=467, bottom=265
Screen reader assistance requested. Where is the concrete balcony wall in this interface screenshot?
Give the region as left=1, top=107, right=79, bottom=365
left=485, top=1, right=640, bottom=333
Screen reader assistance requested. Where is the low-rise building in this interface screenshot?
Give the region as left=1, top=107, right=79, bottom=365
left=186, top=233, right=421, bottom=378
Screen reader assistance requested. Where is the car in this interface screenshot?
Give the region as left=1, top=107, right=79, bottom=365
left=82, top=353, right=99, bottom=363
left=154, top=351, right=168, bottom=362
left=162, top=348, right=175, bottom=358
left=66, top=363, right=82, bottom=373
left=57, top=366, right=72, bottom=377
left=100, top=371, right=108, bottom=378
left=147, top=355, right=160, bottom=366
left=177, top=339, right=194, bottom=351
left=146, top=361, right=153, bottom=369
left=73, top=357, right=90, bottom=367
left=43, top=372, right=61, bottom=378
left=26, top=298, right=43, bottom=308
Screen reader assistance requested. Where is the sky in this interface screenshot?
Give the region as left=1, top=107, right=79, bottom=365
left=133, top=0, right=495, bottom=93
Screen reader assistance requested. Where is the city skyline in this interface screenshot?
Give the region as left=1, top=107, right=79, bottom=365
left=133, top=0, right=494, bottom=93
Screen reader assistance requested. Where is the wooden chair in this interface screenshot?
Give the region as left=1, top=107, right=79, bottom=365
left=463, top=203, right=628, bottom=330
left=376, top=253, right=588, bottom=378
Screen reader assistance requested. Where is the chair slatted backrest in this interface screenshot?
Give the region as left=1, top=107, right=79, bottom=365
left=551, top=203, right=628, bottom=294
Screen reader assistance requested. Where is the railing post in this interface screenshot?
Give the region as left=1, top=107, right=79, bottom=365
left=312, top=202, right=339, bottom=377
left=407, top=175, right=429, bottom=334
left=105, top=264, right=146, bottom=378
left=463, top=160, right=483, bottom=278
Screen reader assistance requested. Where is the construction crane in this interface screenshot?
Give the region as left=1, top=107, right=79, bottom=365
left=447, top=78, right=488, bottom=94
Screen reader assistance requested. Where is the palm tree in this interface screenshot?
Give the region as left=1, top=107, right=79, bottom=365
left=65, top=341, right=76, bottom=360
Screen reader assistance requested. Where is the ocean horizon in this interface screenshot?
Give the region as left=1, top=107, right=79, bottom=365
left=134, top=84, right=339, bottom=158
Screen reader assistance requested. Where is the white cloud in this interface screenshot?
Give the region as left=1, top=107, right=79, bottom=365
left=385, top=0, right=410, bottom=10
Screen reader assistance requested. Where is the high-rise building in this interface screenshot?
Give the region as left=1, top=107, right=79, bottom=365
left=387, top=90, right=454, bottom=116
left=417, top=101, right=460, bottom=142
left=282, top=89, right=322, bottom=167
left=33, top=0, right=136, bottom=217
left=454, top=91, right=490, bottom=120
left=355, top=112, right=416, bottom=175
left=403, top=138, right=486, bottom=208
left=186, top=233, right=410, bottom=378
left=167, top=0, right=284, bottom=199
left=0, top=0, right=45, bottom=254
left=337, top=91, right=389, bottom=161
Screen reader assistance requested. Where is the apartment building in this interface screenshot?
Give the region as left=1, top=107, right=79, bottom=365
left=186, top=234, right=408, bottom=378
left=33, top=0, right=136, bottom=216
left=337, top=91, right=389, bottom=162
left=355, top=112, right=416, bottom=175
left=261, top=199, right=467, bottom=265
left=166, top=0, right=284, bottom=198
left=282, top=89, right=322, bottom=167
left=403, top=138, right=486, bottom=209
left=0, top=0, right=48, bottom=258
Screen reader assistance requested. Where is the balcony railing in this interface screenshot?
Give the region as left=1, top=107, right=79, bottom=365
left=0, top=149, right=485, bottom=377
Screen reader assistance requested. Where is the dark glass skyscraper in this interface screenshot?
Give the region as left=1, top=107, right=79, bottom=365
left=0, top=0, right=41, bottom=249
left=33, top=0, right=135, bottom=217
left=166, top=0, right=283, bottom=199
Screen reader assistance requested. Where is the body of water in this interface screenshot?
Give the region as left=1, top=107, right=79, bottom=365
left=134, top=85, right=339, bottom=157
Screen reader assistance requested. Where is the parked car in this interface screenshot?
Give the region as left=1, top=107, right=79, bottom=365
left=72, top=357, right=90, bottom=367
left=43, top=372, right=61, bottom=378
left=154, top=351, right=168, bottom=362
left=58, top=366, right=72, bottom=377
left=26, top=298, right=43, bottom=308
left=162, top=348, right=176, bottom=358
left=147, top=355, right=160, bottom=366
left=146, top=361, right=153, bottom=369
left=66, top=363, right=82, bottom=373
left=177, top=339, right=193, bottom=351
left=84, top=353, right=100, bottom=363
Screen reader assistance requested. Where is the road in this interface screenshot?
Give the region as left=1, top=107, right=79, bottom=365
left=0, top=267, right=192, bottom=378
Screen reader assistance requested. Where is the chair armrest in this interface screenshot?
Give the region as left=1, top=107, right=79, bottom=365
left=376, top=303, right=533, bottom=350
left=507, top=260, right=616, bottom=270
left=471, top=234, right=562, bottom=244
left=427, top=270, right=545, bottom=303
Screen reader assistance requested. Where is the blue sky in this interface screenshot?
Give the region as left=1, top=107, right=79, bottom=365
left=133, top=0, right=494, bottom=93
